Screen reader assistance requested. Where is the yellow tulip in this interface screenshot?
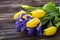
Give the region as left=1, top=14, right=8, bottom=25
left=13, top=10, right=26, bottom=20
left=43, top=26, right=57, bottom=36
left=26, top=18, right=40, bottom=28
left=31, top=10, right=45, bottom=18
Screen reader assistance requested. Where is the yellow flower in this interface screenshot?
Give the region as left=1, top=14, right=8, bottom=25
left=22, top=15, right=27, bottom=20
left=43, top=26, right=57, bottom=36
left=13, top=10, right=26, bottom=20
left=26, top=18, right=40, bottom=28
left=31, top=10, right=45, bottom=18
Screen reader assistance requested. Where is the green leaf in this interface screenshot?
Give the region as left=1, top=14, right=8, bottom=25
left=41, top=19, right=49, bottom=25
left=53, top=16, right=60, bottom=24
left=43, top=2, right=57, bottom=12
left=59, top=8, right=60, bottom=13
left=55, top=22, right=60, bottom=28
left=42, top=11, right=59, bottom=21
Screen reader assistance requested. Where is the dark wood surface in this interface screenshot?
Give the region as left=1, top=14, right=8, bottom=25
left=0, top=0, right=59, bottom=6
left=0, top=1, right=60, bottom=40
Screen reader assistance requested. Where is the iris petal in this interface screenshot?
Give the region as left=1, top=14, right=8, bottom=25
left=16, top=21, right=22, bottom=25
left=16, top=16, right=21, bottom=21
left=28, top=28, right=35, bottom=36
left=21, top=13, right=26, bottom=16
left=36, top=26, right=42, bottom=36
left=15, top=24, right=21, bottom=32
left=19, top=22, right=23, bottom=25
left=22, top=20, right=28, bottom=25
left=21, top=26, right=26, bottom=32
left=27, top=16, right=32, bottom=20
left=16, top=21, right=19, bottom=25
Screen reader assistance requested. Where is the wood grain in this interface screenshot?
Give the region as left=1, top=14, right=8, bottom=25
left=0, top=1, right=60, bottom=40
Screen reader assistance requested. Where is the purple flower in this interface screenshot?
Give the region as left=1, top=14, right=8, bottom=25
left=15, top=24, right=21, bottom=32
left=16, top=16, right=21, bottom=21
left=27, top=16, right=32, bottom=20
left=16, top=21, right=19, bottom=25
left=15, top=21, right=27, bottom=32
left=27, top=23, right=42, bottom=36
left=21, top=13, right=26, bottom=16
left=16, top=21, right=22, bottom=25
left=36, top=27, right=42, bottom=36
left=15, top=20, right=23, bottom=32
left=36, top=23, right=42, bottom=36
left=15, top=13, right=42, bottom=36
left=28, top=28, right=36, bottom=36
left=21, top=26, right=26, bottom=32
left=22, top=20, right=28, bottom=26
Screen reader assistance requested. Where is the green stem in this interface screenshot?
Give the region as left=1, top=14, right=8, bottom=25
left=47, top=20, right=53, bottom=27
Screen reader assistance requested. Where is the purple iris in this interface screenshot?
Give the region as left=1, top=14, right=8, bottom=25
left=27, top=16, right=32, bottom=20
left=15, top=13, right=42, bottom=36
left=27, top=27, right=42, bottom=36
left=16, top=16, right=21, bottom=21
left=36, top=26, right=42, bottom=36
left=15, top=13, right=32, bottom=32
left=16, top=20, right=22, bottom=25
left=15, top=21, right=27, bottom=32
left=15, top=20, right=27, bottom=32
left=15, top=24, right=21, bottom=32
left=21, top=26, right=26, bottom=32
left=28, top=28, right=36, bottom=36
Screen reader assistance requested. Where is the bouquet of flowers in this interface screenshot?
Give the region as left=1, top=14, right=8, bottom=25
left=13, top=2, right=60, bottom=36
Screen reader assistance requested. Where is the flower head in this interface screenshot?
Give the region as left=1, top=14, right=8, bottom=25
left=31, top=10, right=45, bottom=18
left=43, top=26, right=57, bottom=36
left=13, top=10, right=26, bottom=20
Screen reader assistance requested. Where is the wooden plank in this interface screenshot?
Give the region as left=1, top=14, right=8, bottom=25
left=0, top=1, right=59, bottom=40
left=0, top=21, right=15, bottom=29
left=0, top=1, right=18, bottom=5
left=0, top=13, right=14, bottom=18
left=0, top=33, right=60, bottom=40
left=0, top=5, right=20, bottom=13
left=0, top=29, right=28, bottom=40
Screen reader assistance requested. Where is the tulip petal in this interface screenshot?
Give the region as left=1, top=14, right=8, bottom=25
left=16, top=13, right=25, bottom=21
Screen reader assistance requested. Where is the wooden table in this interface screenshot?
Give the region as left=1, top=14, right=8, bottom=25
left=0, top=1, right=60, bottom=40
